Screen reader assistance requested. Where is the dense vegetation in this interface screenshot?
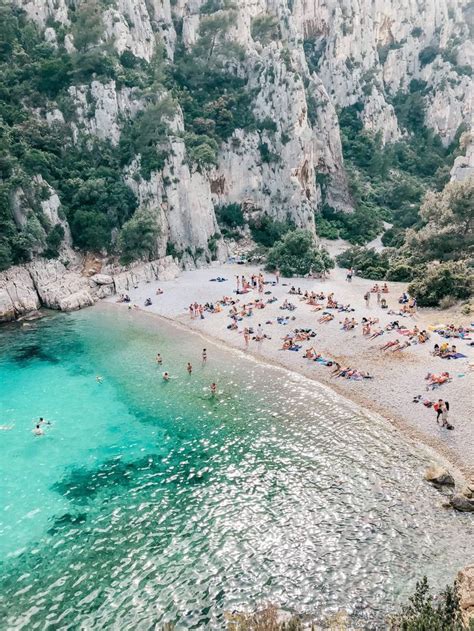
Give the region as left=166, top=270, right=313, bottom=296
left=320, top=82, right=473, bottom=306
left=0, top=4, right=169, bottom=269
left=336, top=178, right=473, bottom=306
left=266, top=229, right=334, bottom=277
left=316, top=87, right=463, bottom=247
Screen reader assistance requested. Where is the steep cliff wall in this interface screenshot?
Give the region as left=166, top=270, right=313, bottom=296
left=2, top=0, right=472, bottom=279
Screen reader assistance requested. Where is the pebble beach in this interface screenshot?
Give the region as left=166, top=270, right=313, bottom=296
left=107, top=259, right=474, bottom=479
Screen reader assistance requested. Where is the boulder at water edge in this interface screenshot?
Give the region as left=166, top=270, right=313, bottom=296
left=424, top=465, right=455, bottom=486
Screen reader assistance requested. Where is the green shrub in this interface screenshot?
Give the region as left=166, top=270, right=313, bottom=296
left=382, top=227, right=406, bottom=248
left=336, top=246, right=390, bottom=279
left=215, top=203, right=244, bottom=228
left=386, top=263, right=414, bottom=281
left=118, top=210, right=160, bottom=264
left=250, top=215, right=294, bottom=248
left=388, top=576, right=464, bottom=630
left=408, top=261, right=472, bottom=307
left=266, top=229, right=334, bottom=277
left=207, top=233, right=219, bottom=259
left=43, top=224, right=64, bottom=258
left=258, top=142, right=279, bottom=164
left=251, top=14, right=279, bottom=44
left=314, top=214, right=340, bottom=239
left=318, top=205, right=383, bottom=245
left=419, top=45, right=439, bottom=67
left=0, top=240, right=13, bottom=271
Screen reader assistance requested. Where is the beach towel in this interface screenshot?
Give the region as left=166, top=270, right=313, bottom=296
left=443, top=353, right=467, bottom=359
left=289, top=345, right=301, bottom=351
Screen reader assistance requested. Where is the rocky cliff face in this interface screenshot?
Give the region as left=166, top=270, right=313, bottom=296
left=1, top=0, right=471, bottom=320
left=11, top=0, right=473, bottom=246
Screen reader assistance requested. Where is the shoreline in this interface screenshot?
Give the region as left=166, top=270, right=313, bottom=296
left=98, top=299, right=472, bottom=484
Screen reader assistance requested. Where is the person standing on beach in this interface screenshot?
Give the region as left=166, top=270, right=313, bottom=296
left=202, top=349, right=207, bottom=364
left=275, top=269, right=280, bottom=284
left=236, top=275, right=240, bottom=293
left=435, top=399, right=450, bottom=427
left=244, top=328, right=250, bottom=348
left=364, top=291, right=370, bottom=308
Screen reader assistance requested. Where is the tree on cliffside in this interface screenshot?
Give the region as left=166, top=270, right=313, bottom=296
left=405, top=179, right=474, bottom=262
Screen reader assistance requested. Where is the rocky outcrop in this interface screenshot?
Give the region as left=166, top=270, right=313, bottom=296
left=0, top=256, right=182, bottom=322
left=0, top=267, right=41, bottom=322
left=109, top=256, right=180, bottom=294
left=457, top=564, right=474, bottom=627
left=26, top=259, right=93, bottom=311
left=424, top=465, right=455, bottom=486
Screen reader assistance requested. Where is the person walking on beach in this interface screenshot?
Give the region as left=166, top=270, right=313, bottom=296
left=187, top=362, right=192, bottom=375
left=364, top=291, right=370, bottom=308
left=202, top=348, right=207, bottom=364
left=236, top=275, right=240, bottom=293
left=275, top=269, right=280, bottom=284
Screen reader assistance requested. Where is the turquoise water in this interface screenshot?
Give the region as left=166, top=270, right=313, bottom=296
left=0, top=304, right=473, bottom=629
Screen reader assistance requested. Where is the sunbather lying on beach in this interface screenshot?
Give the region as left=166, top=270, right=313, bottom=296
left=368, top=329, right=384, bottom=340
left=425, top=372, right=451, bottom=387
left=391, top=341, right=411, bottom=352
left=318, top=313, right=334, bottom=324
left=381, top=339, right=399, bottom=351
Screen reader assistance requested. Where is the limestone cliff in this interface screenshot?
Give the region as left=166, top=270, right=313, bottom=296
left=0, top=0, right=472, bottom=320
left=10, top=0, right=473, bottom=245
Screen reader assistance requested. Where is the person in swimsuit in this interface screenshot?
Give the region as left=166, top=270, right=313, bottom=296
left=210, top=383, right=217, bottom=396
left=187, top=362, right=192, bottom=374
left=32, top=424, right=44, bottom=436
left=202, top=349, right=207, bottom=363
left=156, top=353, right=162, bottom=365
left=163, top=372, right=170, bottom=381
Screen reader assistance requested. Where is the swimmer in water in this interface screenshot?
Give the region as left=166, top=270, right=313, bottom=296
left=156, top=353, right=162, bottom=365
left=163, top=372, right=170, bottom=381
left=96, top=376, right=103, bottom=383
left=38, top=417, right=51, bottom=426
left=202, top=348, right=207, bottom=364
left=210, top=382, right=217, bottom=396
left=187, top=362, right=192, bottom=374
left=32, top=424, right=44, bottom=436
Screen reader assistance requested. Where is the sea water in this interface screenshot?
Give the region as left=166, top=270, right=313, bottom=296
left=0, top=304, right=472, bottom=629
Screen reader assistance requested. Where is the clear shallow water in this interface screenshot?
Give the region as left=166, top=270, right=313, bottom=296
left=0, top=305, right=472, bottom=629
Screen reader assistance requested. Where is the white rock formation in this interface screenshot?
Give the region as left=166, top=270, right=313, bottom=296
left=0, top=267, right=41, bottom=322
left=4, top=0, right=471, bottom=318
